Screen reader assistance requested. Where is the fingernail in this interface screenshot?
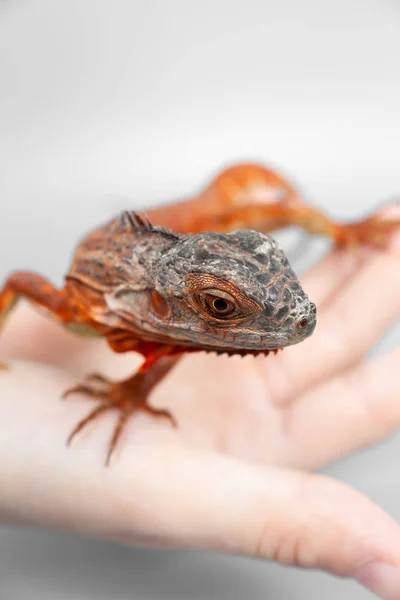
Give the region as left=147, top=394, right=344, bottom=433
left=356, top=561, right=400, bottom=600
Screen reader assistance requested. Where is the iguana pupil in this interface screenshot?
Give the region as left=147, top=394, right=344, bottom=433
left=213, top=298, right=229, bottom=312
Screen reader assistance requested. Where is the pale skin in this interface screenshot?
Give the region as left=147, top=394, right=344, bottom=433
left=0, top=205, right=399, bottom=599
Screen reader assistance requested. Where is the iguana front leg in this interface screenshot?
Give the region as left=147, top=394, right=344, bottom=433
left=0, top=272, right=182, bottom=465
left=0, top=271, right=75, bottom=370
left=0, top=271, right=71, bottom=327
left=63, top=351, right=180, bottom=466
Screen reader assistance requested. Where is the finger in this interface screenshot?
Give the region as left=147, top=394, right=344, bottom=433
left=260, top=218, right=400, bottom=404
left=277, top=345, right=400, bottom=470
left=1, top=364, right=400, bottom=599
left=300, top=245, right=370, bottom=308
left=293, top=203, right=400, bottom=307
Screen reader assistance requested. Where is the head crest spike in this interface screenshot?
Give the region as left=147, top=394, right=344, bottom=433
left=121, top=211, right=154, bottom=233
left=121, top=210, right=179, bottom=240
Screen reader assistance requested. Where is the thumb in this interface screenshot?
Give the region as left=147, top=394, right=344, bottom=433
left=113, top=445, right=400, bottom=600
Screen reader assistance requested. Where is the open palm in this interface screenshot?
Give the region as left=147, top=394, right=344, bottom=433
left=0, top=215, right=399, bottom=599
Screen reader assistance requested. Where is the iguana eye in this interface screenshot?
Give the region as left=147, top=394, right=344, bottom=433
left=206, top=295, right=235, bottom=317
left=186, top=274, right=262, bottom=323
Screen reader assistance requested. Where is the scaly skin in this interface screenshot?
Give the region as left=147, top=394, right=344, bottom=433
left=0, top=162, right=398, bottom=464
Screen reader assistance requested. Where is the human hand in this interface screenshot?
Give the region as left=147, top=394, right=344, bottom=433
left=0, top=209, right=399, bottom=599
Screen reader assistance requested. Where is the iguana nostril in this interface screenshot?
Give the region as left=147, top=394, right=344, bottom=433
left=297, top=303, right=316, bottom=331
left=298, top=317, right=309, bottom=329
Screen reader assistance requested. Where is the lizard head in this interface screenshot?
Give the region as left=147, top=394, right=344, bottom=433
left=106, top=222, right=316, bottom=355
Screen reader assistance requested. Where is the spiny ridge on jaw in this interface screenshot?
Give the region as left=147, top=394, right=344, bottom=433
left=204, top=348, right=284, bottom=358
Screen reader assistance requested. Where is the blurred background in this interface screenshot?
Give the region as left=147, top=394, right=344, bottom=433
left=0, top=0, right=399, bottom=598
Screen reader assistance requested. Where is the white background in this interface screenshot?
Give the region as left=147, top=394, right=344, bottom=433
left=0, top=0, right=399, bottom=598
